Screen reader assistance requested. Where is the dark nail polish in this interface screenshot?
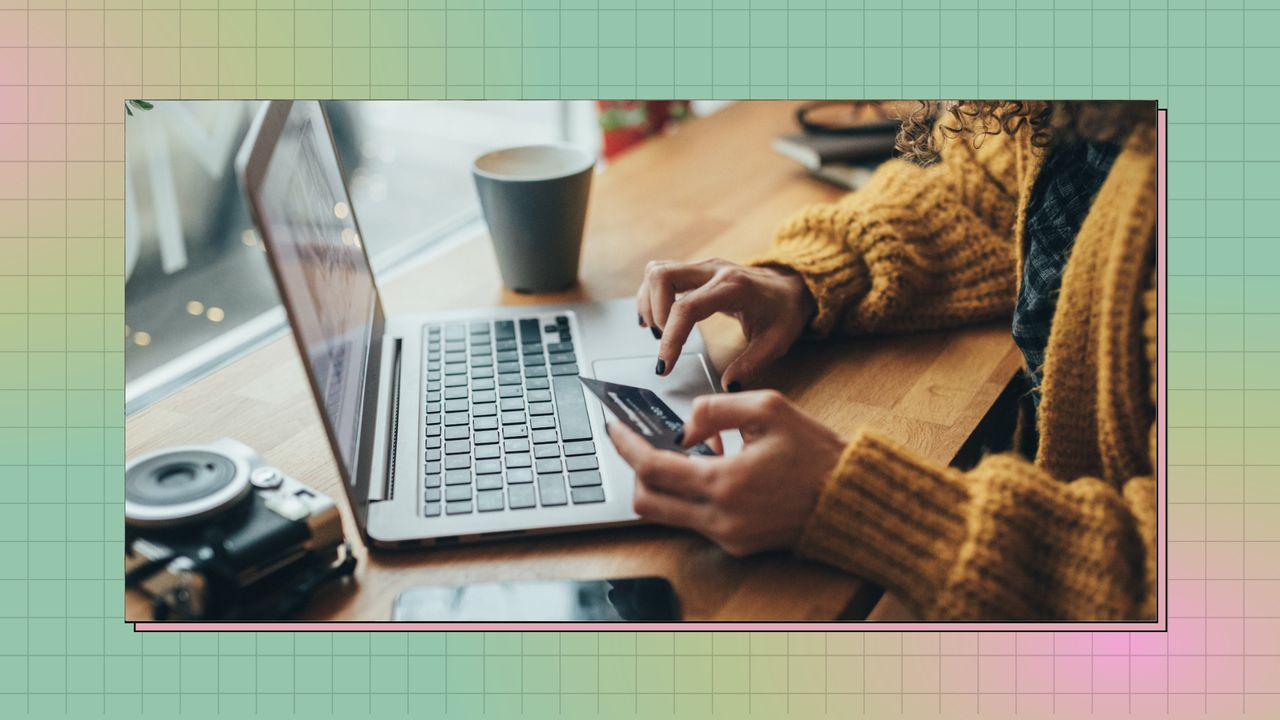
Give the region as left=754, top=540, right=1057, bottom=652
left=674, top=431, right=684, bottom=446
left=638, top=313, right=645, bottom=327
left=727, top=381, right=741, bottom=393
left=650, top=326, right=662, bottom=340
left=655, top=358, right=666, bottom=375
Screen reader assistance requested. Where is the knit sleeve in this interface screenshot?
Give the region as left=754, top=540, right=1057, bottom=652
left=792, top=273, right=1159, bottom=621
left=748, top=129, right=1023, bottom=337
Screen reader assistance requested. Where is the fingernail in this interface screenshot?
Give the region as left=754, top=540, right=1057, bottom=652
left=655, top=358, right=666, bottom=375
left=637, top=313, right=645, bottom=327
left=674, top=430, right=684, bottom=446
left=727, top=381, right=741, bottom=393
left=650, top=326, right=662, bottom=340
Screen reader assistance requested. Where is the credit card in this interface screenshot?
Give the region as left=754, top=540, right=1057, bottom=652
left=579, top=377, right=717, bottom=457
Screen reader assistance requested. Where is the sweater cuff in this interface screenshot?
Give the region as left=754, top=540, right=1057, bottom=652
left=746, top=234, right=869, bottom=338
left=794, top=429, right=973, bottom=616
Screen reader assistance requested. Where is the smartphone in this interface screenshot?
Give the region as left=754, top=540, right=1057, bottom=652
left=390, top=576, right=681, bottom=622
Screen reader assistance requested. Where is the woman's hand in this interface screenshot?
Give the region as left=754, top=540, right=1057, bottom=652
left=606, top=390, right=846, bottom=557
left=636, top=258, right=816, bottom=390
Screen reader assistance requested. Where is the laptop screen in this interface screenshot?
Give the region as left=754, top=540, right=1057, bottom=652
left=255, top=102, right=378, bottom=486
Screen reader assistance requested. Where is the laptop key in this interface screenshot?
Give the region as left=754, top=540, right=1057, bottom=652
left=547, top=341, right=573, bottom=353
left=425, top=461, right=442, bottom=475
left=495, top=339, right=517, bottom=351
left=498, top=373, right=522, bottom=386
left=549, top=352, right=576, bottom=365
left=544, top=324, right=557, bottom=333
left=524, top=366, right=548, bottom=378
left=505, top=453, right=532, bottom=468
left=531, top=416, right=556, bottom=431
left=500, top=398, right=524, bottom=413
left=504, top=438, right=529, bottom=453
left=425, top=413, right=441, bottom=426
left=475, top=459, right=502, bottom=475
left=497, top=361, right=520, bottom=374
left=442, top=440, right=468, bottom=456
left=537, top=474, right=568, bottom=506
left=528, top=402, right=554, bottom=416
left=506, top=468, right=534, bottom=485
left=424, top=488, right=442, bottom=501
left=565, top=455, right=599, bottom=472
left=445, top=425, right=469, bottom=440
left=508, top=484, right=536, bottom=509
left=521, top=342, right=544, bottom=355
left=526, top=389, right=552, bottom=403
left=502, top=424, right=528, bottom=439
left=518, top=318, right=541, bottom=343
left=444, top=386, right=467, bottom=400
left=445, top=412, right=469, bottom=426
left=444, top=375, right=467, bottom=387
left=535, top=458, right=562, bottom=474
left=500, top=411, right=524, bottom=425
left=426, top=391, right=441, bottom=402
left=568, top=470, right=602, bottom=487
left=476, top=474, right=503, bottom=491
left=571, top=486, right=606, bottom=504
left=472, top=390, right=496, bottom=403
left=473, top=430, right=500, bottom=445
left=445, top=324, right=465, bottom=340
left=445, top=351, right=466, bottom=364
left=471, top=366, right=494, bottom=379
left=427, top=424, right=442, bottom=437
left=445, top=455, right=470, bottom=470
left=445, top=485, right=471, bottom=501
left=534, top=444, right=559, bottom=459
left=426, top=381, right=441, bottom=392
left=426, top=436, right=441, bottom=449
left=563, top=441, right=595, bottom=456
left=470, top=356, right=493, bottom=368
left=477, top=490, right=504, bottom=512
left=473, top=403, right=497, bottom=417
left=444, top=363, right=467, bottom=375
left=522, top=353, right=545, bottom=366
left=425, top=449, right=441, bottom=462
left=525, top=377, right=550, bottom=390
left=424, top=474, right=442, bottom=488
left=469, top=320, right=489, bottom=334
left=475, top=444, right=500, bottom=460
left=444, top=399, right=467, bottom=413
left=494, top=320, right=516, bottom=340
left=424, top=502, right=442, bottom=517
left=552, top=375, right=593, bottom=441
left=532, top=429, right=558, bottom=444
left=472, top=378, right=495, bottom=391
left=446, top=500, right=472, bottom=515
left=472, top=416, right=498, bottom=431
left=499, top=385, right=522, bottom=398
left=496, top=350, right=518, bottom=363
left=445, top=469, right=471, bottom=485
left=551, top=364, right=579, bottom=376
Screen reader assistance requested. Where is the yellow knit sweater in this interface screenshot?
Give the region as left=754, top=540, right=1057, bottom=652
left=750, top=122, right=1158, bottom=621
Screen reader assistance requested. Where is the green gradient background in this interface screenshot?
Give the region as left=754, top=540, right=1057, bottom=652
left=2, top=0, right=1280, bottom=717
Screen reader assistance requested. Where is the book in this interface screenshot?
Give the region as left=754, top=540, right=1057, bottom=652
left=771, top=131, right=898, bottom=171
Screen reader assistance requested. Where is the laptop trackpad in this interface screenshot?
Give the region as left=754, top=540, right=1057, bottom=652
left=590, top=354, right=743, bottom=456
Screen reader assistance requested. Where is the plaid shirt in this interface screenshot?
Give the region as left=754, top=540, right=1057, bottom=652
left=1013, top=140, right=1120, bottom=405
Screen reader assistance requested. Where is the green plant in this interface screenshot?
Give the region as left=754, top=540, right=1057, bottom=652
left=125, top=99, right=154, bottom=116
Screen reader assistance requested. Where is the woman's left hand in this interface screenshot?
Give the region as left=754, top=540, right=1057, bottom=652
left=605, top=390, right=847, bottom=556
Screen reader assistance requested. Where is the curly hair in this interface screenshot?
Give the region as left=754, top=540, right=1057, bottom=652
left=894, top=101, right=1155, bottom=165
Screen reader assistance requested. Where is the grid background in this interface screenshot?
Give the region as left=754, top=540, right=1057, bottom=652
left=0, top=0, right=1278, bottom=717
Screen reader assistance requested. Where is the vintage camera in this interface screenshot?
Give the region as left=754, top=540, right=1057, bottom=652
left=125, top=438, right=355, bottom=621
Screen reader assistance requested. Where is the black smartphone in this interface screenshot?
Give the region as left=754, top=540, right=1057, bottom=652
left=390, top=576, right=681, bottom=622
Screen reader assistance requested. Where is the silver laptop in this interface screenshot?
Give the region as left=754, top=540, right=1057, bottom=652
left=236, top=100, right=736, bottom=547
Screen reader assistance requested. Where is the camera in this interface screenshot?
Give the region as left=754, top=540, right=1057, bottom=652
left=125, top=438, right=355, bottom=621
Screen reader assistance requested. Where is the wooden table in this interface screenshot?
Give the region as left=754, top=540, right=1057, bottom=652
left=126, top=101, right=1022, bottom=622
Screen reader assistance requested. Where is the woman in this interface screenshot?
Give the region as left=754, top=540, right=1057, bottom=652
left=608, top=101, right=1158, bottom=621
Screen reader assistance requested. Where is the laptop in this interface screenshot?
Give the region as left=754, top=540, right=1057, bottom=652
left=236, top=100, right=738, bottom=548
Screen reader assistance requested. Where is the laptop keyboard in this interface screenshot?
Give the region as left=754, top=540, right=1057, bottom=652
left=421, top=315, right=605, bottom=517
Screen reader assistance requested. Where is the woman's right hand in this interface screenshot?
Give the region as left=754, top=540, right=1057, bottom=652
left=636, top=258, right=817, bottom=390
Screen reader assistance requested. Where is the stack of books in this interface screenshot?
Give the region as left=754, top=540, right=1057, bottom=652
left=772, top=129, right=899, bottom=190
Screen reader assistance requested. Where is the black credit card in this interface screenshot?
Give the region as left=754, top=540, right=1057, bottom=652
left=579, top=377, right=717, bottom=457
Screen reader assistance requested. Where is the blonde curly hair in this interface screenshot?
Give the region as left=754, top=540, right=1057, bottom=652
left=894, top=100, right=1155, bottom=165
